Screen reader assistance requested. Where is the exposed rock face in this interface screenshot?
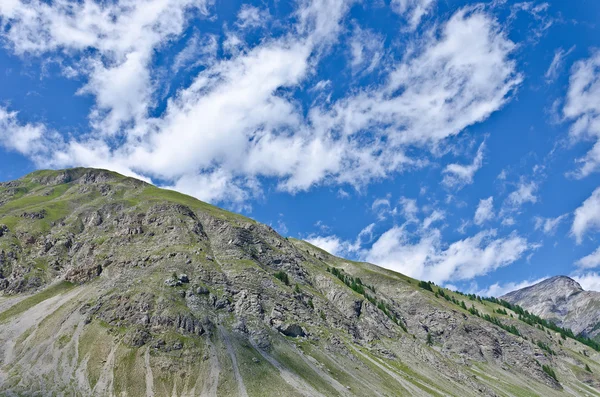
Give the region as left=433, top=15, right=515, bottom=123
left=502, top=276, right=600, bottom=338
left=0, top=168, right=598, bottom=396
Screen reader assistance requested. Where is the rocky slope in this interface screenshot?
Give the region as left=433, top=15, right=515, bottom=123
left=0, top=168, right=599, bottom=396
left=502, top=276, right=600, bottom=340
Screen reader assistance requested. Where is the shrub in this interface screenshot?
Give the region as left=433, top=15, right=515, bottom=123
left=274, top=271, right=290, bottom=286
left=542, top=365, right=558, bottom=382
left=426, top=332, right=433, bottom=346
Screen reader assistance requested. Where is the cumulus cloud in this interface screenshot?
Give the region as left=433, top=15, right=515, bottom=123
left=476, top=277, right=547, bottom=297
left=310, top=204, right=533, bottom=286
left=442, top=142, right=485, bottom=188
left=0, top=107, right=56, bottom=157
left=307, top=222, right=375, bottom=257
left=0, top=0, right=211, bottom=136
left=571, top=272, right=600, bottom=292
left=571, top=186, right=600, bottom=244
left=474, top=196, right=494, bottom=225
left=306, top=235, right=347, bottom=256
left=575, top=246, right=600, bottom=269
left=0, top=2, right=522, bottom=206
left=506, top=180, right=538, bottom=207
left=533, top=213, right=567, bottom=235
left=364, top=226, right=531, bottom=284
left=563, top=51, right=600, bottom=178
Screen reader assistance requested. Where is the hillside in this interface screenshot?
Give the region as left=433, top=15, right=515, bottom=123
left=502, top=276, right=600, bottom=340
left=0, top=168, right=599, bottom=396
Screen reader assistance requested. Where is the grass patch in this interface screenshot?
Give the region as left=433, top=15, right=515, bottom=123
left=0, top=281, right=75, bottom=323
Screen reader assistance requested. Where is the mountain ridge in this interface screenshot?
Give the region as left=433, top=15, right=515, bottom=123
left=502, top=275, right=600, bottom=340
left=0, top=168, right=599, bottom=396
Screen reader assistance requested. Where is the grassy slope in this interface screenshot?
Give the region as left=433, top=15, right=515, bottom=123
left=0, top=169, right=599, bottom=396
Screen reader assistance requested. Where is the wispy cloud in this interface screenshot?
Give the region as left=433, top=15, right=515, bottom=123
left=545, top=46, right=575, bottom=83
left=442, top=142, right=485, bottom=189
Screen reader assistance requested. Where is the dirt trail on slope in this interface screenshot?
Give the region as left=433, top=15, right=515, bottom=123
left=249, top=339, right=327, bottom=397
left=218, top=326, right=248, bottom=397
left=0, top=295, right=27, bottom=313
left=289, top=345, right=349, bottom=396
left=145, top=347, right=155, bottom=397
left=350, top=345, right=439, bottom=397
left=93, top=341, right=118, bottom=396
left=199, top=338, right=220, bottom=397
left=0, top=286, right=82, bottom=367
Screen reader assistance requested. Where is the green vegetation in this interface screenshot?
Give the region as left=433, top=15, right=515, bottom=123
left=418, top=281, right=434, bottom=292
left=274, top=271, right=290, bottom=286
left=0, top=281, right=75, bottom=323
left=483, top=296, right=600, bottom=352
left=327, top=266, right=406, bottom=331
left=585, top=363, right=592, bottom=373
left=541, top=364, right=558, bottom=382
left=426, top=332, right=433, bottom=346
left=536, top=340, right=555, bottom=356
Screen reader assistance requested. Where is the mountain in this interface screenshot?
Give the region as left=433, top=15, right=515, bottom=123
left=501, top=276, right=600, bottom=340
left=0, top=168, right=599, bottom=396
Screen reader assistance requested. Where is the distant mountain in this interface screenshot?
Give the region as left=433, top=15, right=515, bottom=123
left=502, top=276, right=600, bottom=340
left=0, top=169, right=599, bottom=396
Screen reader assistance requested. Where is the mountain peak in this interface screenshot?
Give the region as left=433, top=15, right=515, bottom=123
left=501, top=274, right=600, bottom=338
left=541, top=275, right=583, bottom=292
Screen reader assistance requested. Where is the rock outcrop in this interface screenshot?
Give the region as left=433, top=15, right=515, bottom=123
left=502, top=276, right=600, bottom=338
left=0, top=168, right=598, bottom=396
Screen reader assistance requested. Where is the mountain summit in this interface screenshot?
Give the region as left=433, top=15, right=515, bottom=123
left=0, top=168, right=599, bottom=396
left=502, top=276, right=600, bottom=339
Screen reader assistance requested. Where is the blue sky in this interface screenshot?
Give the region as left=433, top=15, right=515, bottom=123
left=1, top=0, right=600, bottom=296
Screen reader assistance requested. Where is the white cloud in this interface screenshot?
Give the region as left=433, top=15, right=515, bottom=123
left=307, top=222, right=375, bottom=257
left=364, top=226, right=532, bottom=284
left=571, top=186, right=600, bottom=244
left=506, top=180, right=537, bottom=207
left=311, top=80, right=332, bottom=91
left=563, top=50, right=600, bottom=178
left=372, top=196, right=394, bottom=220
left=575, top=246, right=600, bottom=269
left=172, top=32, right=218, bottom=72
left=545, top=46, right=575, bottom=83
left=474, top=196, right=494, bottom=225
left=422, top=209, right=444, bottom=229
left=533, top=213, right=567, bottom=235
left=501, top=217, right=515, bottom=226
left=348, top=24, right=385, bottom=74
left=236, top=4, right=269, bottom=29
left=306, top=235, right=346, bottom=256
left=399, top=197, right=419, bottom=223
left=442, top=142, right=485, bottom=188
left=0, top=0, right=212, bottom=136
left=391, top=0, right=436, bottom=31
left=0, top=3, right=522, bottom=206
left=0, top=107, right=56, bottom=157
left=476, top=277, right=547, bottom=297
left=571, top=272, right=600, bottom=292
